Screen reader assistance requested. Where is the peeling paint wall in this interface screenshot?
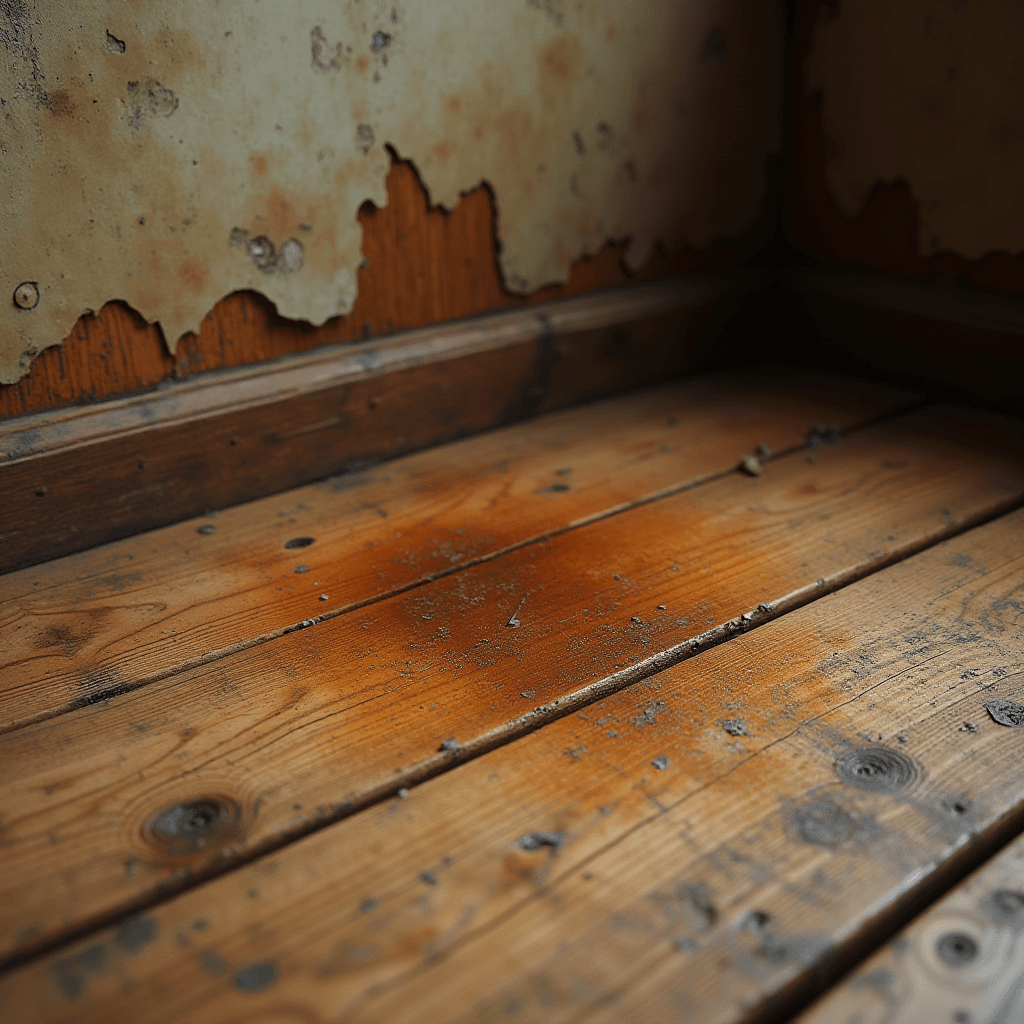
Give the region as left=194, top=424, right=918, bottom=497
left=0, top=0, right=782, bottom=384
left=806, top=0, right=1024, bottom=261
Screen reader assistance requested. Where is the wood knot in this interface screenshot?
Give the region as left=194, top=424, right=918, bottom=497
left=146, top=796, right=241, bottom=856
left=834, top=748, right=919, bottom=794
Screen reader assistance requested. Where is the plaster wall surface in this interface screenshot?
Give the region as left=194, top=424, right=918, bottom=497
left=0, top=0, right=782, bottom=383
left=806, top=0, right=1024, bottom=262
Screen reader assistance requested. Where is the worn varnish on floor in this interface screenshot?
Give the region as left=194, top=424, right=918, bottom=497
left=0, top=368, right=1022, bottom=1024
left=797, top=825, right=1024, bottom=1023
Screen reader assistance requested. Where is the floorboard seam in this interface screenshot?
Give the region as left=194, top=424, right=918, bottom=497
left=4, top=484, right=1020, bottom=978
left=1, top=395, right=929, bottom=737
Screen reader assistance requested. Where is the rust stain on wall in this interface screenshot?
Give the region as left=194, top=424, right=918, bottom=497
left=806, top=0, right=1024, bottom=262
left=0, top=0, right=782, bottom=383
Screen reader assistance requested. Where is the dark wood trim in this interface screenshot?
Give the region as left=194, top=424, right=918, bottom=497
left=784, top=268, right=1024, bottom=333
left=0, top=276, right=751, bottom=574
left=781, top=268, right=1024, bottom=410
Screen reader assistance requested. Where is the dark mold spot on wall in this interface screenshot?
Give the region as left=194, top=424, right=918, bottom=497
left=311, top=25, right=347, bottom=72
left=834, top=748, right=919, bottom=794
left=526, top=0, right=564, bottom=28
left=371, top=31, right=391, bottom=53
left=44, top=88, right=75, bottom=118
left=356, top=122, right=376, bottom=154
left=126, top=79, right=179, bottom=129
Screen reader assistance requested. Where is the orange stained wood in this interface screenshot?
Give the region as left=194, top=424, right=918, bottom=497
left=0, top=157, right=742, bottom=421
left=0, top=402, right=1021, bottom=965
left=797, top=826, right=1024, bottom=1023
left=0, top=368, right=915, bottom=734
left=4, top=504, right=1023, bottom=1024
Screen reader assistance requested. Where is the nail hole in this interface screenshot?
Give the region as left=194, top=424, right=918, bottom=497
left=942, top=795, right=971, bottom=817
left=284, top=537, right=315, bottom=549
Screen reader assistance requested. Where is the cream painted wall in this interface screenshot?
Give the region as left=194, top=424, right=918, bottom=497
left=1, top=0, right=782, bottom=383
left=807, top=0, right=1024, bottom=262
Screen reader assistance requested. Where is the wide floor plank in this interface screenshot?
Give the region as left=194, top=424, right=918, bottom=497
left=0, top=368, right=911, bottom=734
left=0, top=404, right=1019, bottom=967
left=4, top=502, right=1022, bottom=1023
left=797, top=830, right=1024, bottom=1024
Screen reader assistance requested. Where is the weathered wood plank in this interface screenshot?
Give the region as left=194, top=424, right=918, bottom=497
left=3, top=495, right=1023, bottom=1023
left=0, top=278, right=747, bottom=574
left=0, top=405, right=1020, bottom=970
left=796, top=830, right=1024, bottom=1024
left=0, top=367, right=913, bottom=734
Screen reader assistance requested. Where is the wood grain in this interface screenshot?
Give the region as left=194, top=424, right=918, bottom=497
left=797, top=830, right=1024, bottom=1024
left=0, top=279, right=744, bottom=574
left=0, top=158, right=745, bottom=422
left=4, top=494, right=1023, bottom=1023
left=0, top=367, right=915, bottom=734
left=0, top=404, right=1020, bottom=969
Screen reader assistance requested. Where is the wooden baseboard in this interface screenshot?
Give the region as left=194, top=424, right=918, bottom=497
left=0, top=276, right=751, bottom=574
left=782, top=268, right=1024, bottom=409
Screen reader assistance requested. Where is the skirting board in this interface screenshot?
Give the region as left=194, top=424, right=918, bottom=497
left=0, top=276, right=749, bottom=574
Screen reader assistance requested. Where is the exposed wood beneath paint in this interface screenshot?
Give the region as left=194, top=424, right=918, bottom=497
left=0, top=280, right=728, bottom=465
left=0, top=154, right=754, bottom=420
left=786, top=0, right=1024, bottom=297
left=0, top=366, right=913, bottom=734
left=0, top=276, right=755, bottom=575
left=0, top=400, right=1020, bottom=969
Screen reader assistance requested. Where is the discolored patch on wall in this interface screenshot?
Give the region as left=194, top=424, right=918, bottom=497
left=806, top=0, right=1024, bottom=261
left=0, top=0, right=781, bottom=383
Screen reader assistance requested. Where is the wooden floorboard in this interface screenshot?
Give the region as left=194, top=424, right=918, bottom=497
left=3, top=501, right=1023, bottom=1023
left=0, top=367, right=913, bottom=735
left=0, top=402, right=1020, bottom=969
left=797, top=829, right=1024, bottom=1023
